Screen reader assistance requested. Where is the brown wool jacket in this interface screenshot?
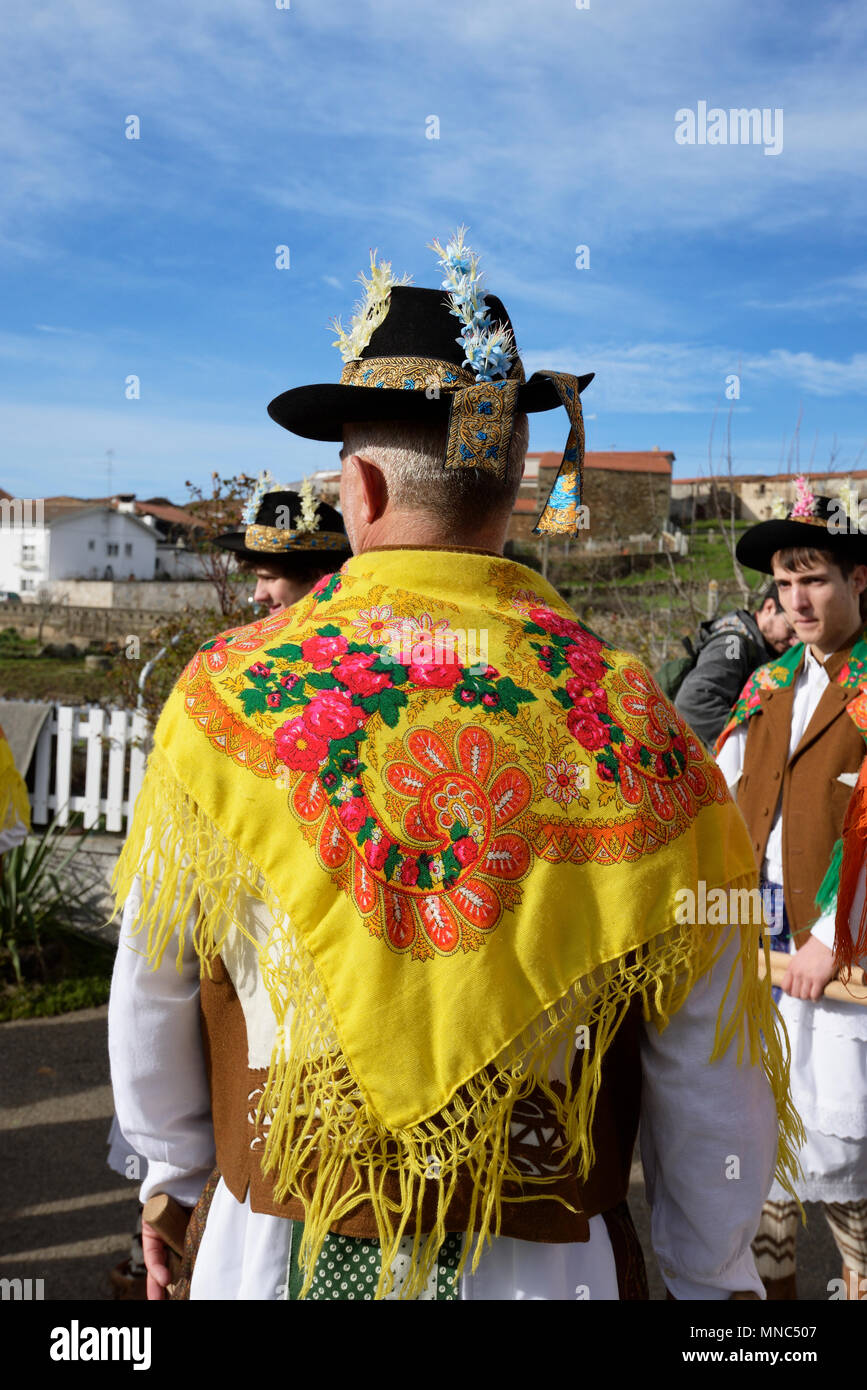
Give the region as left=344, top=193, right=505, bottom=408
left=736, top=628, right=867, bottom=938
left=199, top=953, right=642, bottom=1243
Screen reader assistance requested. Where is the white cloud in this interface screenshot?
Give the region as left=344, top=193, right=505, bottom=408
left=522, top=341, right=867, bottom=415
left=747, top=349, right=867, bottom=396
left=2, top=0, right=866, bottom=257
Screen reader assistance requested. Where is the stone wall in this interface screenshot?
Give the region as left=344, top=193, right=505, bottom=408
left=536, top=464, right=670, bottom=541
left=513, top=465, right=671, bottom=555
left=48, top=579, right=217, bottom=611
left=0, top=605, right=173, bottom=640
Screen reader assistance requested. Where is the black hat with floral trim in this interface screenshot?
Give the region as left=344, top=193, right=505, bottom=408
left=215, top=475, right=351, bottom=567
left=736, top=475, right=867, bottom=575
left=266, top=229, right=594, bottom=536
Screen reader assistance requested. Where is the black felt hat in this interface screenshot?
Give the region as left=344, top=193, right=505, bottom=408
left=736, top=493, right=867, bottom=575
left=215, top=488, right=351, bottom=567
left=267, top=231, right=595, bottom=536
left=267, top=286, right=594, bottom=442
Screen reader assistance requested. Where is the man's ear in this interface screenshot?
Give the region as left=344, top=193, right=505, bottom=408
left=849, top=563, right=867, bottom=598
left=346, top=453, right=388, bottom=525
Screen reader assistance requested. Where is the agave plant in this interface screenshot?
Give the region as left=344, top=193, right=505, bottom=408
left=0, top=815, right=96, bottom=984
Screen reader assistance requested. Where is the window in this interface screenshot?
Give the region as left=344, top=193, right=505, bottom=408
left=124, top=542, right=133, bottom=556
left=88, top=539, right=95, bottom=551
left=21, top=577, right=35, bottom=591
left=21, top=544, right=36, bottom=561
left=107, top=543, right=119, bottom=556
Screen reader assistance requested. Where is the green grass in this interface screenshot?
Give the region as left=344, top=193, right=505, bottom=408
left=0, top=932, right=115, bottom=1021
left=531, top=518, right=766, bottom=597
left=0, top=973, right=112, bottom=1020
left=0, top=629, right=38, bottom=659
left=0, top=657, right=117, bottom=703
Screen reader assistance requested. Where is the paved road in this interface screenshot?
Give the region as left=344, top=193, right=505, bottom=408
left=0, top=1007, right=137, bottom=1301
left=0, top=1005, right=842, bottom=1301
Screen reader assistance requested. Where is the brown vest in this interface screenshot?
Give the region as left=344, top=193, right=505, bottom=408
left=736, top=630, right=866, bottom=937
left=199, top=954, right=641, bottom=1243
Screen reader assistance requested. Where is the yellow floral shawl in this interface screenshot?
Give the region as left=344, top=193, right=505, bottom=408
left=114, top=549, right=800, bottom=1296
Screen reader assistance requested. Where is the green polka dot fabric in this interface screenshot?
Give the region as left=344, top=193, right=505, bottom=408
left=285, top=1221, right=462, bottom=1300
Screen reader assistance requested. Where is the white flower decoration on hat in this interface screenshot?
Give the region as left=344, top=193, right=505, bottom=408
left=330, top=250, right=413, bottom=364
left=295, top=476, right=321, bottom=535
left=430, top=226, right=516, bottom=383
left=242, top=471, right=279, bottom=525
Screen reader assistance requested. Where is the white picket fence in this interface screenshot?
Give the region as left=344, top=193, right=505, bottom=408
left=30, top=705, right=149, bottom=832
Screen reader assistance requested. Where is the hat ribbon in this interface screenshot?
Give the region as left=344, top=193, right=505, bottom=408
left=530, top=372, right=586, bottom=537
left=340, top=357, right=586, bottom=537
left=244, top=525, right=349, bottom=554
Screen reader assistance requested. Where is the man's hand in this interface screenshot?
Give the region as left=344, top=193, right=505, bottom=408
left=141, top=1220, right=172, bottom=1301
left=781, top=934, right=836, bottom=1000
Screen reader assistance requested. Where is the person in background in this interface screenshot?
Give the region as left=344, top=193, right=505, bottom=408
left=716, top=481, right=867, bottom=1300
left=107, top=474, right=352, bottom=1298
left=674, top=584, right=795, bottom=748
left=214, top=477, right=352, bottom=615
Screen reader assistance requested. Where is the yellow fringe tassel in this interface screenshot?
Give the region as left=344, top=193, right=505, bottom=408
left=113, top=744, right=804, bottom=1300
left=0, top=734, right=31, bottom=835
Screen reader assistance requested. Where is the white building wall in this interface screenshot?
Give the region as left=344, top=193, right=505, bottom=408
left=48, top=510, right=157, bottom=583
left=155, top=543, right=210, bottom=579
left=0, top=521, right=49, bottom=595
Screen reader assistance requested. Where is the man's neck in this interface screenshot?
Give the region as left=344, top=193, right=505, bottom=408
left=357, top=509, right=507, bottom=555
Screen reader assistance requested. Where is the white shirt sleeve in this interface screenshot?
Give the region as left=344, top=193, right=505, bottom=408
left=0, top=821, right=28, bottom=854
left=715, top=723, right=747, bottom=791
left=108, top=878, right=216, bottom=1208
left=809, top=910, right=836, bottom=953
left=639, top=929, right=777, bottom=1300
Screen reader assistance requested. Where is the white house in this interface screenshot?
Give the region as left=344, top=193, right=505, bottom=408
left=114, top=498, right=208, bottom=580
left=0, top=503, right=157, bottom=596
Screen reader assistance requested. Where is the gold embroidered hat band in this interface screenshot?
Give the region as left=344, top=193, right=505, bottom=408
left=243, top=524, right=351, bottom=554
left=267, top=231, right=594, bottom=537
left=215, top=480, right=352, bottom=563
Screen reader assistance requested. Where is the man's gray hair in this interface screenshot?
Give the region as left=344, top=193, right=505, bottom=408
left=340, top=413, right=529, bottom=532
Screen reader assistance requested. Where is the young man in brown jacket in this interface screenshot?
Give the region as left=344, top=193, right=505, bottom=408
left=716, top=483, right=867, bottom=1299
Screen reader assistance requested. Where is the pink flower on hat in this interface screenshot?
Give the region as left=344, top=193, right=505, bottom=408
left=790, top=475, right=817, bottom=519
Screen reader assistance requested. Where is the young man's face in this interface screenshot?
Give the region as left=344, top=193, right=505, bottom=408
left=252, top=566, right=319, bottom=615
left=771, top=555, right=867, bottom=656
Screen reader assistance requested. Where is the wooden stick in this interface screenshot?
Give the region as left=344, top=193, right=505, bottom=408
left=142, top=1193, right=191, bottom=1294
left=759, top=949, right=867, bottom=1005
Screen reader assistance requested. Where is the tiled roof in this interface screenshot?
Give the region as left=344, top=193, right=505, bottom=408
left=33, top=494, right=202, bottom=528
left=136, top=499, right=203, bottom=528
left=43, top=499, right=110, bottom=523
left=41, top=495, right=111, bottom=522
left=674, top=470, right=867, bottom=486
left=531, top=450, right=674, bottom=475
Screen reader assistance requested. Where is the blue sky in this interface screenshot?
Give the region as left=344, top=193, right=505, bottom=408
left=2, top=0, right=866, bottom=501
